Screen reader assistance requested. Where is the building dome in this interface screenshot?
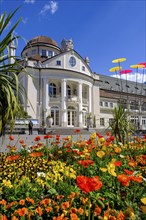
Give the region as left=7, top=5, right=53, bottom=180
left=27, top=36, right=58, bottom=47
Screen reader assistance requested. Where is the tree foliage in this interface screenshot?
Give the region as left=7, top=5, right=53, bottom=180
left=0, top=8, right=25, bottom=133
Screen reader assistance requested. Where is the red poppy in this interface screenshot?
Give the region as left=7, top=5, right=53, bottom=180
left=130, top=176, right=142, bottom=183
left=29, top=152, right=43, bottom=157
left=9, top=135, right=14, bottom=141
left=34, top=136, right=41, bottom=142
left=6, top=155, right=20, bottom=161
left=74, top=129, right=80, bottom=133
left=124, top=169, right=134, bottom=175
left=106, top=131, right=111, bottom=136
left=76, top=175, right=102, bottom=193
left=114, top=161, right=122, bottom=166
left=117, top=174, right=130, bottom=186
left=78, top=160, right=94, bottom=168
left=63, top=137, right=69, bottom=141
left=19, top=139, right=25, bottom=144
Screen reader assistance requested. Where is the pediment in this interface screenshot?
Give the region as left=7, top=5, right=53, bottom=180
left=42, top=50, right=92, bottom=76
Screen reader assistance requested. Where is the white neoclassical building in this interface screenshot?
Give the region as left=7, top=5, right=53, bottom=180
left=16, top=36, right=146, bottom=130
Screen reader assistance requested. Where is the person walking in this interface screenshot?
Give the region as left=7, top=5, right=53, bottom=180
left=28, top=120, right=33, bottom=135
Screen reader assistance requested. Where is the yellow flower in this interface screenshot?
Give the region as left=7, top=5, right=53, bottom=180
left=90, top=132, right=96, bottom=139
left=100, top=167, right=107, bottom=172
left=98, top=137, right=105, bottom=145
left=108, top=163, right=117, bottom=177
left=97, top=151, right=105, bottom=158
left=141, top=197, right=146, bottom=205
left=2, top=179, right=13, bottom=188
left=68, top=136, right=72, bottom=140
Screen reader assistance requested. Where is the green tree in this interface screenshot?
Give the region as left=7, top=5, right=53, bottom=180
left=0, top=8, right=25, bottom=134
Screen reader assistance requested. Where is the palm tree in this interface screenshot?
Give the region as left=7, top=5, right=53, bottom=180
left=109, top=106, right=133, bottom=144
left=0, top=8, right=25, bottom=134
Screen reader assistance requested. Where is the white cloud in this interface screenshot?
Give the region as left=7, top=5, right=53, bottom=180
left=111, top=72, right=146, bottom=83
left=22, top=17, right=28, bottom=24
left=24, top=0, right=35, bottom=4
left=40, top=1, right=58, bottom=16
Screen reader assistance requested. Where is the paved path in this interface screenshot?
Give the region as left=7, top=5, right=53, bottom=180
left=0, top=133, right=92, bottom=153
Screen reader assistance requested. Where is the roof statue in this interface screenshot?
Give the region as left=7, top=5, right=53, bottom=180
left=61, top=38, right=74, bottom=51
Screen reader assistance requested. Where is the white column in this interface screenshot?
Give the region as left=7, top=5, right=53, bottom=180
left=78, top=80, right=83, bottom=127
left=42, top=79, right=49, bottom=126
left=61, top=79, right=67, bottom=127
left=88, top=85, right=92, bottom=113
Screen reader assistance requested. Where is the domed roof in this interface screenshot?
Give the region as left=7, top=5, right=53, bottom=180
left=27, top=36, right=58, bottom=47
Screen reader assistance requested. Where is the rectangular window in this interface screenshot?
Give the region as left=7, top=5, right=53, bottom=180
left=31, top=49, right=36, bottom=55
left=56, top=60, right=61, bottom=66
left=100, top=101, right=103, bottom=106
left=42, top=50, right=47, bottom=57
left=109, top=118, right=114, bottom=126
left=48, top=50, right=52, bottom=57
left=110, top=102, right=113, bottom=108
left=82, top=66, right=85, bottom=71
left=100, top=118, right=105, bottom=126
left=105, top=101, right=108, bottom=107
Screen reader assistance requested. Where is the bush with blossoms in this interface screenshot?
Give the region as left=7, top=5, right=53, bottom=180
left=0, top=131, right=146, bottom=220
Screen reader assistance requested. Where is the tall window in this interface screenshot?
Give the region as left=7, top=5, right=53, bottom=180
left=67, top=85, right=71, bottom=97
left=42, top=49, right=47, bottom=57
left=51, top=106, right=59, bottom=126
left=49, top=83, right=56, bottom=97
left=100, top=118, right=105, bottom=126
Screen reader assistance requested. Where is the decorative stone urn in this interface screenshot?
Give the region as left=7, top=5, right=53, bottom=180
left=87, top=113, right=93, bottom=129
left=46, top=116, right=53, bottom=128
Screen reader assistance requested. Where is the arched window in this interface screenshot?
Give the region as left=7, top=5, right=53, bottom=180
left=49, top=83, right=56, bottom=97
left=67, top=85, right=71, bottom=97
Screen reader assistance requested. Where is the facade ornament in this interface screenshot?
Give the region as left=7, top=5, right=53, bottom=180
left=61, top=38, right=74, bottom=51
left=85, top=57, right=90, bottom=65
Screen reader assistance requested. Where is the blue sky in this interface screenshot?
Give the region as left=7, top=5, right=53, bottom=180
left=1, top=0, right=146, bottom=82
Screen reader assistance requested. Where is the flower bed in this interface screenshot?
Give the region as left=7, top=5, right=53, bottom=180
left=0, top=132, right=146, bottom=219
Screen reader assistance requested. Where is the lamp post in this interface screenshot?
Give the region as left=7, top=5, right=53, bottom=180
left=130, top=64, right=145, bottom=130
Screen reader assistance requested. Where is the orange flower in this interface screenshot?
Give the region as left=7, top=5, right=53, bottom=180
left=114, top=147, right=121, bottom=153
left=35, top=206, right=43, bottom=216
left=26, top=197, right=35, bottom=204
left=70, top=213, right=79, bottom=220
left=0, top=199, right=7, bottom=205
left=128, top=160, right=137, bottom=167
left=6, top=155, right=20, bottom=161
left=29, top=152, right=43, bottom=157
left=11, top=216, right=19, bottom=220
left=40, top=198, right=51, bottom=206
left=94, top=205, right=101, bottom=216
left=1, top=215, right=8, bottom=220
left=61, top=201, right=70, bottom=210
left=9, top=135, right=14, bottom=141
left=117, top=211, right=125, bottom=220
left=117, top=174, right=130, bottom=186
left=77, top=207, right=84, bottom=215
left=45, top=206, right=52, bottom=212
left=16, top=207, right=28, bottom=216
left=34, top=136, right=41, bottom=142
left=19, top=200, right=25, bottom=205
